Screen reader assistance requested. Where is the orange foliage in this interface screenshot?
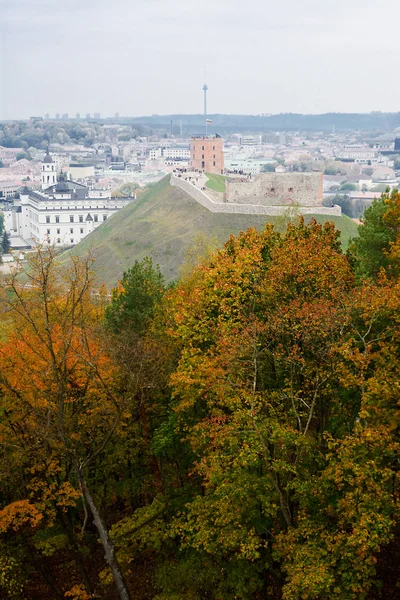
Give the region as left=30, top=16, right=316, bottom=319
left=0, top=500, right=43, bottom=532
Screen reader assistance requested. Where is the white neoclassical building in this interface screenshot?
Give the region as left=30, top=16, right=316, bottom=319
left=4, top=153, right=131, bottom=247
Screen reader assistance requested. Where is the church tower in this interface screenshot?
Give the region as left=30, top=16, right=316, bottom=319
left=41, top=150, right=56, bottom=189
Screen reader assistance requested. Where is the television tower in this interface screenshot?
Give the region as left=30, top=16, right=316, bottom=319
left=203, top=81, right=208, bottom=117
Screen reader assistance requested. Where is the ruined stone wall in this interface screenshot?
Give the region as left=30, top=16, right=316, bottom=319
left=206, top=187, right=226, bottom=203
left=226, top=172, right=323, bottom=207
left=170, top=175, right=341, bottom=216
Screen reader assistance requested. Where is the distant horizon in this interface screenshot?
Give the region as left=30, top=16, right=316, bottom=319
left=3, top=109, right=400, bottom=122
left=3, top=0, right=400, bottom=120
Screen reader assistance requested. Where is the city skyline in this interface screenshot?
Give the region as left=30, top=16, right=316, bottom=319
left=2, top=0, right=400, bottom=120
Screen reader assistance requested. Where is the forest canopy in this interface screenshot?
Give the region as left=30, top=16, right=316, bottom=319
left=1, top=194, right=400, bottom=599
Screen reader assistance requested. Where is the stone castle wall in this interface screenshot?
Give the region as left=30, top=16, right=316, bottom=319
left=226, top=172, right=323, bottom=207
left=170, top=175, right=341, bottom=216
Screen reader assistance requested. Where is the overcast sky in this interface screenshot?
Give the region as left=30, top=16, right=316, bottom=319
left=1, top=0, right=399, bottom=120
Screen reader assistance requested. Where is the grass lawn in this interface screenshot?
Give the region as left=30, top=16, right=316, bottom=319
left=206, top=173, right=226, bottom=193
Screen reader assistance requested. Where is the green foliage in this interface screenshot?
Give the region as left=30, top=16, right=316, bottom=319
left=340, top=182, right=357, bottom=191
left=276, top=429, right=398, bottom=600
left=1, top=231, right=10, bottom=253
left=290, top=161, right=312, bottom=172
left=323, top=194, right=368, bottom=219
left=0, top=213, right=4, bottom=237
left=324, top=166, right=345, bottom=175
left=371, top=183, right=388, bottom=193
left=154, top=553, right=264, bottom=600
left=0, top=552, right=25, bottom=599
left=15, top=152, right=31, bottom=161
left=105, top=257, right=165, bottom=334
left=262, top=163, right=276, bottom=172
left=0, top=119, right=147, bottom=151
left=348, top=194, right=395, bottom=278
left=33, top=531, right=70, bottom=557
left=117, top=182, right=138, bottom=197
left=3, top=212, right=400, bottom=598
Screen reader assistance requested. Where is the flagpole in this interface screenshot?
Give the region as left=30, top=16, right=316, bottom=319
left=206, top=119, right=208, bottom=136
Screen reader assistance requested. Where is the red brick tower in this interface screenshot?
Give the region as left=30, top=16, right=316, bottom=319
left=190, top=135, right=224, bottom=174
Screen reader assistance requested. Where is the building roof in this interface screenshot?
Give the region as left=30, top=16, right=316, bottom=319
left=350, top=192, right=382, bottom=199
left=20, top=186, right=31, bottom=195
left=54, top=181, right=69, bottom=192
left=323, top=175, right=346, bottom=182
left=69, top=163, right=95, bottom=168
left=43, top=179, right=87, bottom=193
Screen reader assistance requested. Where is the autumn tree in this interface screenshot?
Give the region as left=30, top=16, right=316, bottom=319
left=348, top=190, right=400, bottom=279
left=152, top=219, right=359, bottom=597
left=0, top=247, right=131, bottom=600
left=178, top=232, right=219, bottom=281
left=151, top=217, right=400, bottom=598
left=105, top=257, right=165, bottom=335
left=3, top=216, right=400, bottom=599
left=276, top=276, right=400, bottom=598
left=102, top=258, right=197, bottom=592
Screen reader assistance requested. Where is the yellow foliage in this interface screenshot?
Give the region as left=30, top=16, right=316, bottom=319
left=65, top=584, right=94, bottom=599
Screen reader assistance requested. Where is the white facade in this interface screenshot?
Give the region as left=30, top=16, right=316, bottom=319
left=163, top=147, right=190, bottom=159
left=164, top=159, right=190, bottom=167
left=225, top=158, right=272, bottom=175
left=41, top=161, right=57, bottom=188
left=240, top=136, right=258, bottom=146
left=51, top=153, right=71, bottom=172
left=148, top=148, right=162, bottom=160
left=4, top=188, right=130, bottom=247
left=4, top=157, right=131, bottom=247
left=334, top=148, right=381, bottom=164
left=68, top=164, right=95, bottom=180
left=0, top=181, right=20, bottom=199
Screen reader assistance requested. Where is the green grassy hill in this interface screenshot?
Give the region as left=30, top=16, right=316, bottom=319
left=206, top=173, right=226, bottom=192
left=67, top=176, right=359, bottom=286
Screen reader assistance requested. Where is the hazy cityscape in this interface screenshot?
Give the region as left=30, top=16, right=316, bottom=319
left=2, top=1, right=400, bottom=599
left=1, top=108, right=400, bottom=253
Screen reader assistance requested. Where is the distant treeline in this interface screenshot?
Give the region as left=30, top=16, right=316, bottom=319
left=124, top=112, right=400, bottom=133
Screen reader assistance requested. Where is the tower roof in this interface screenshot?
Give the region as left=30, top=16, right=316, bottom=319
left=54, top=181, right=69, bottom=192
left=85, top=213, right=93, bottom=222
left=43, top=151, right=54, bottom=164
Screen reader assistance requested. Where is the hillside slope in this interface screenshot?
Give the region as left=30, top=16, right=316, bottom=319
left=68, top=176, right=359, bottom=285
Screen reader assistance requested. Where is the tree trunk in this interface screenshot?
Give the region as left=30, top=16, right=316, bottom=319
left=139, top=397, right=164, bottom=493
left=76, top=469, right=131, bottom=600
left=55, top=506, right=93, bottom=595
